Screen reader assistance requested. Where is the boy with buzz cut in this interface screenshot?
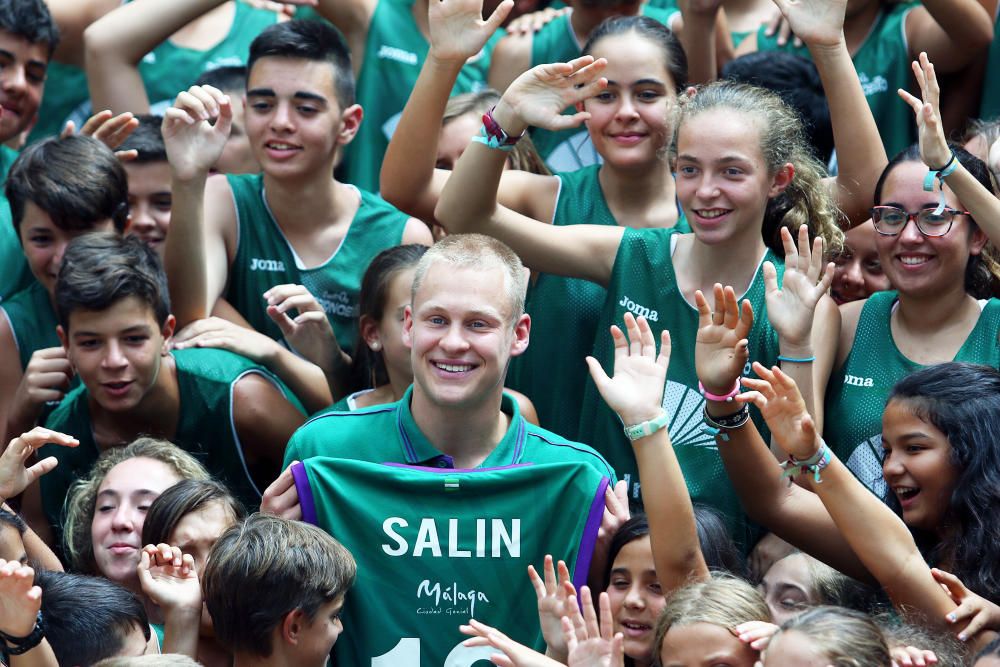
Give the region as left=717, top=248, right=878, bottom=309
left=164, top=19, right=432, bottom=376
left=0, top=0, right=60, bottom=302
left=26, top=232, right=307, bottom=542
left=202, top=513, right=356, bottom=667
left=0, top=135, right=130, bottom=445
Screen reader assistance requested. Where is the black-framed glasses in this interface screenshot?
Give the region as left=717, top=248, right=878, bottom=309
left=870, top=205, right=969, bottom=237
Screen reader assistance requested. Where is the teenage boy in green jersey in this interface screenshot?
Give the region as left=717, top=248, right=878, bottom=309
left=0, top=0, right=60, bottom=302
left=27, top=233, right=307, bottom=542
left=164, top=20, right=431, bottom=378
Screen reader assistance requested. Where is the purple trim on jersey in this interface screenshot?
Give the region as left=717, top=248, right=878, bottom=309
left=382, top=462, right=533, bottom=473
left=512, top=416, right=525, bottom=461
left=396, top=408, right=419, bottom=462
left=291, top=461, right=319, bottom=526
left=573, top=476, right=611, bottom=591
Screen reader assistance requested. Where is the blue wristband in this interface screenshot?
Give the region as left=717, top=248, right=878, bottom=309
left=777, top=355, right=816, bottom=363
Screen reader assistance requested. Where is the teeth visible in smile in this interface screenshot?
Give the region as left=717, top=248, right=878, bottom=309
left=267, top=142, right=297, bottom=150
left=899, top=256, right=929, bottom=265
left=697, top=209, right=727, bottom=219
left=435, top=363, right=472, bottom=373
left=622, top=622, right=648, bottom=630
left=894, top=486, right=919, bottom=498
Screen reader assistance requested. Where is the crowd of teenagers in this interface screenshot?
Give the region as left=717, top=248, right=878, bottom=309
left=1, top=0, right=1000, bottom=664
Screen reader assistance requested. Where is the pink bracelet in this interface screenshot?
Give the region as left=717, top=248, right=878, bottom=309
left=698, top=379, right=741, bottom=403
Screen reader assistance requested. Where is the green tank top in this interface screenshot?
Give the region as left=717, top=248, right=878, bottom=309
left=39, top=348, right=305, bottom=535
left=508, top=165, right=688, bottom=439
left=27, top=2, right=278, bottom=142
left=824, top=292, right=1000, bottom=497
left=293, top=456, right=609, bottom=666
left=0, top=280, right=59, bottom=370
left=226, top=173, right=410, bottom=352
left=579, top=229, right=782, bottom=550
left=341, top=0, right=501, bottom=192
left=0, top=145, right=33, bottom=300
left=528, top=6, right=679, bottom=173
left=980, top=11, right=1000, bottom=119
left=754, top=2, right=917, bottom=160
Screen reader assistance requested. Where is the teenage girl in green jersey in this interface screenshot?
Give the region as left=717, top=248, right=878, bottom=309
left=825, top=54, right=1000, bottom=496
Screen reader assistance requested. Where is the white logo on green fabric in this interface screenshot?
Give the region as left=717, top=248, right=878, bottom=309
left=661, top=380, right=717, bottom=450
left=619, top=295, right=659, bottom=322
left=858, top=72, right=889, bottom=97
left=381, top=517, right=521, bottom=558
left=250, top=258, right=286, bottom=272
left=377, top=45, right=418, bottom=65
left=843, top=374, right=874, bottom=387
left=416, top=580, right=491, bottom=617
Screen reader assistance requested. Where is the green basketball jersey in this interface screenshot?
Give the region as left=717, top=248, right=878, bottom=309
left=508, top=165, right=687, bottom=439
left=40, top=348, right=305, bottom=535
left=0, top=145, right=32, bottom=301
left=754, top=2, right=917, bottom=160
left=293, top=456, right=609, bottom=667
left=528, top=7, right=679, bottom=173
left=27, top=3, right=277, bottom=143
left=226, top=173, right=409, bottom=352
left=341, top=0, right=501, bottom=192
left=980, top=11, right=1000, bottom=119
left=824, top=292, right=1000, bottom=497
left=285, top=385, right=616, bottom=479
left=0, top=280, right=59, bottom=369
left=579, top=229, right=781, bottom=550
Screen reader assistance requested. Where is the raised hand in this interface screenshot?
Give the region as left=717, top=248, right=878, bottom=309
left=264, top=284, right=342, bottom=367
left=764, top=225, right=834, bottom=350
left=62, top=109, right=140, bottom=161
left=562, top=587, right=624, bottom=667
left=738, top=363, right=820, bottom=461
left=734, top=620, right=779, bottom=652
left=694, top=284, right=753, bottom=396
left=11, top=346, right=74, bottom=416
left=137, top=544, right=202, bottom=614
left=770, top=0, right=847, bottom=48
left=429, top=0, right=513, bottom=63
left=0, top=559, right=41, bottom=638
left=897, top=53, right=952, bottom=171
left=172, top=316, right=277, bottom=362
left=460, top=618, right=563, bottom=667
left=586, top=313, right=670, bottom=427
left=933, top=568, right=1000, bottom=642
left=0, top=427, right=78, bottom=502
left=494, top=56, right=607, bottom=134
left=529, top=555, right=576, bottom=660
left=597, top=480, right=630, bottom=550
left=163, top=85, right=233, bottom=181
left=505, top=6, right=570, bottom=36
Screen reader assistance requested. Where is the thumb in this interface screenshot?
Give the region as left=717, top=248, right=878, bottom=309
left=60, top=120, right=76, bottom=138
left=485, top=0, right=514, bottom=31
left=267, top=305, right=297, bottom=337
left=931, top=568, right=967, bottom=601
left=585, top=355, right=610, bottom=387
left=24, top=457, right=59, bottom=484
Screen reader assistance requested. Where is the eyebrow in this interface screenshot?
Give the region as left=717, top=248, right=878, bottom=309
left=0, top=48, right=47, bottom=71
left=96, top=488, right=160, bottom=499
left=72, top=324, right=153, bottom=339
left=419, top=304, right=504, bottom=321
left=605, top=77, right=667, bottom=87
left=246, top=88, right=329, bottom=105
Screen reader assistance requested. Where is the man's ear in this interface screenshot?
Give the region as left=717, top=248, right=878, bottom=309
left=509, top=313, right=530, bottom=358
left=336, top=104, right=364, bottom=146
left=401, top=305, right=414, bottom=350
left=161, top=314, right=176, bottom=355
left=280, top=608, right=308, bottom=645
left=768, top=162, right=795, bottom=198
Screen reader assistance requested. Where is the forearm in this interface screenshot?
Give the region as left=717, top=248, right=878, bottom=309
left=632, top=429, right=709, bottom=590
left=943, top=166, right=1000, bottom=246
left=435, top=140, right=509, bottom=235
left=161, top=607, right=202, bottom=658
left=808, top=40, right=887, bottom=226
left=677, top=4, right=720, bottom=85
left=381, top=54, right=464, bottom=221
left=919, top=0, right=993, bottom=53
left=258, top=346, right=333, bottom=414
left=165, top=177, right=212, bottom=327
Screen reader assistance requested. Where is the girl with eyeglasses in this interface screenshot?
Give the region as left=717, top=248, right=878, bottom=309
left=824, top=53, right=1000, bottom=497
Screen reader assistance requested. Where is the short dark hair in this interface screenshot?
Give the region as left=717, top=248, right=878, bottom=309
left=0, top=0, right=60, bottom=58
left=55, top=232, right=170, bottom=331
left=35, top=569, right=150, bottom=666
left=141, top=479, right=245, bottom=547
left=203, top=513, right=356, bottom=657
left=0, top=507, right=27, bottom=537
left=118, top=115, right=166, bottom=163
left=247, top=19, right=355, bottom=107
left=5, top=135, right=129, bottom=236
left=582, top=15, right=688, bottom=93
left=195, top=65, right=247, bottom=93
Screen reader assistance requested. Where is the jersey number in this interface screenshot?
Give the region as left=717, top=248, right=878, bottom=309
left=372, top=638, right=499, bottom=666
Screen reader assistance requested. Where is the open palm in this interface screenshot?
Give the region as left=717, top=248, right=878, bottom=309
left=695, top=284, right=753, bottom=395
left=764, top=225, right=834, bottom=348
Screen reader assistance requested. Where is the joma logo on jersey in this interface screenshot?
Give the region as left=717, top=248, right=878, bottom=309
left=250, top=258, right=285, bottom=272
left=381, top=517, right=521, bottom=558
left=417, top=580, right=490, bottom=616
left=619, top=295, right=659, bottom=322
left=377, top=45, right=418, bottom=65
left=844, top=374, right=875, bottom=388
left=316, top=291, right=358, bottom=318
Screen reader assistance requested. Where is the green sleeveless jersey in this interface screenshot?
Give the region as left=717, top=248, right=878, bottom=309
left=293, top=456, right=609, bottom=667
left=0, top=145, right=33, bottom=300
left=0, top=280, right=59, bottom=370
left=40, top=348, right=305, bottom=534
left=980, top=11, right=1000, bottom=119
left=285, top=385, right=615, bottom=479
left=754, top=2, right=917, bottom=160
left=509, top=165, right=688, bottom=439
left=226, top=173, right=409, bottom=352
left=824, top=292, right=1000, bottom=497
left=27, top=3, right=277, bottom=143
left=528, top=7, right=678, bottom=173
left=341, top=0, right=501, bottom=192
left=579, top=229, right=781, bottom=549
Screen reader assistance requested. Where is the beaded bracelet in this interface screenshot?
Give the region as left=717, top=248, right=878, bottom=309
left=701, top=403, right=750, bottom=442
left=0, top=611, right=45, bottom=656
left=780, top=441, right=832, bottom=485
